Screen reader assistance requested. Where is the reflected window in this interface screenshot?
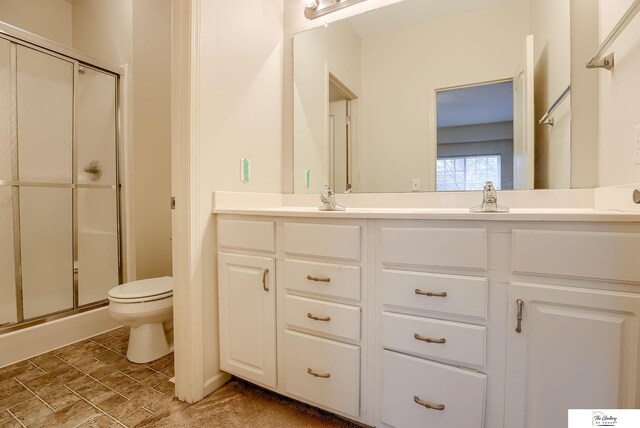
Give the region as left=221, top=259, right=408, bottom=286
left=436, top=155, right=501, bottom=191
left=436, top=81, right=513, bottom=191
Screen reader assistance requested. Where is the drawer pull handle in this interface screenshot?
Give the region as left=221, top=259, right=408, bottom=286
left=307, top=275, right=331, bottom=283
left=415, top=289, right=447, bottom=297
left=262, top=268, right=269, bottom=292
left=307, top=368, right=330, bottom=378
left=307, top=312, right=331, bottom=322
left=413, top=396, right=445, bottom=411
left=414, top=333, right=446, bottom=344
left=515, top=299, right=524, bottom=333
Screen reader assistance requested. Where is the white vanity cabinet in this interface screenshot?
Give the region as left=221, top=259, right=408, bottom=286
left=505, top=227, right=640, bottom=428
left=376, top=222, right=497, bottom=428
left=217, top=216, right=371, bottom=424
left=280, top=220, right=366, bottom=420
left=216, top=210, right=640, bottom=428
left=217, top=219, right=277, bottom=388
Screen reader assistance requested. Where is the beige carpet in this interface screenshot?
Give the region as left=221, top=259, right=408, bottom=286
left=137, top=378, right=362, bottom=427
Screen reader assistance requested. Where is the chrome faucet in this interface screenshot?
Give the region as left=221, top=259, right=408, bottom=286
left=319, top=185, right=345, bottom=211
left=470, top=181, right=509, bottom=213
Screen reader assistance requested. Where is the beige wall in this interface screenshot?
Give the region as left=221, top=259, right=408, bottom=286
left=73, top=0, right=172, bottom=280
left=131, top=0, right=172, bottom=279
left=0, top=0, right=72, bottom=46
left=531, top=0, right=571, bottom=189
left=197, top=0, right=283, bottom=381
left=358, top=0, right=529, bottom=192
left=72, top=0, right=132, bottom=65
left=598, top=0, right=640, bottom=186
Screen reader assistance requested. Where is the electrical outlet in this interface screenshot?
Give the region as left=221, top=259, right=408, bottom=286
left=634, top=125, right=640, bottom=165
left=411, top=178, right=421, bottom=191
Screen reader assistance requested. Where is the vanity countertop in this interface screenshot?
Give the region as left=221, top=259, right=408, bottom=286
left=211, top=190, right=640, bottom=222
left=213, top=206, right=640, bottom=222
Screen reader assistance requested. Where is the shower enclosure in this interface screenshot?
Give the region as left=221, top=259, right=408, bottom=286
left=0, top=30, right=121, bottom=332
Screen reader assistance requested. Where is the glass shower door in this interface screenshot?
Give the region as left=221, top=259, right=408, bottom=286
left=16, top=45, right=74, bottom=320
left=0, top=35, right=121, bottom=330
left=0, top=38, right=17, bottom=326
left=76, top=65, right=119, bottom=306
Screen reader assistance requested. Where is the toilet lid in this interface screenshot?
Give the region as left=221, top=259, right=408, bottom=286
left=109, top=276, right=173, bottom=300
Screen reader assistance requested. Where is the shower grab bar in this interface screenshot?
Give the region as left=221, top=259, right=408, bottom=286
left=538, top=85, right=570, bottom=126
left=0, top=180, right=116, bottom=189
left=587, top=0, right=640, bottom=70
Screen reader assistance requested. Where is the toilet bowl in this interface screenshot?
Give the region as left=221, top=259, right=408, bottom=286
left=108, top=276, right=173, bottom=363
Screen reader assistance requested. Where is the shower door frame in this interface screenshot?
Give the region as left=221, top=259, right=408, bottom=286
left=0, top=23, right=126, bottom=334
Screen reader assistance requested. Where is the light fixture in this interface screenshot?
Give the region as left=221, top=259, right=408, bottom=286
left=303, top=0, right=367, bottom=20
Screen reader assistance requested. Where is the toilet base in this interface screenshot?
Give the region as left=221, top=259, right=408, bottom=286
left=127, top=322, right=172, bottom=363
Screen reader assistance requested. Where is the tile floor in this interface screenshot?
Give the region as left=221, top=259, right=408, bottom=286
left=0, top=327, right=174, bottom=427
left=0, top=328, right=358, bottom=428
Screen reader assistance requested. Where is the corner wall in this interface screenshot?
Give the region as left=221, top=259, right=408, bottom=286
left=177, top=0, right=284, bottom=396
left=0, top=0, right=72, bottom=46
left=598, top=0, right=640, bottom=186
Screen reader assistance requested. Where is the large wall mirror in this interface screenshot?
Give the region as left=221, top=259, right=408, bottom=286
left=293, top=0, right=580, bottom=193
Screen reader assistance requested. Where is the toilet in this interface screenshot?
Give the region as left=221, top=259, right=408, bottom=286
left=108, top=276, right=173, bottom=364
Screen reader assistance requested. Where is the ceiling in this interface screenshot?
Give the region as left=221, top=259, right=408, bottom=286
left=436, top=81, right=514, bottom=128
left=348, top=0, right=521, bottom=38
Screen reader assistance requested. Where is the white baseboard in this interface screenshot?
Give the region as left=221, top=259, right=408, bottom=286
left=0, top=306, right=120, bottom=368
left=203, top=371, right=232, bottom=397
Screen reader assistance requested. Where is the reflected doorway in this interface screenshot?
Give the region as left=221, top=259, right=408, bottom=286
left=328, top=74, right=357, bottom=193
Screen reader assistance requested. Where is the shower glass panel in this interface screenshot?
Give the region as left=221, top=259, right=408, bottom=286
left=77, top=66, right=119, bottom=306
left=77, top=67, right=117, bottom=185
left=0, top=187, right=17, bottom=326
left=78, top=189, right=118, bottom=305
left=0, top=38, right=10, bottom=181
left=17, top=46, right=73, bottom=183
left=20, top=188, right=73, bottom=319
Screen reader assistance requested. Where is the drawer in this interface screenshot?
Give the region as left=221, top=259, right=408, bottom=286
left=283, top=223, right=360, bottom=261
left=382, top=311, right=486, bottom=367
left=381, top=269, right=488, bottom=318
left=218, top=219, right=275, bottom=252
left=284, top=330, right=360, bottom=418
left=283, top=259, right=360, bottom=301
left=381, top=227, right=487, bottom=270
left=284, top=295, right=361, bottom=342
left=512, top=229, right=640, bottom=283
left=382, top=350, right=486, bottom=428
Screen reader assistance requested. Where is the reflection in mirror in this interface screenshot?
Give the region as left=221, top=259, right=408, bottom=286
left=293, top=0, right=573, bottom=193
left=436, top=81, right=515, bottom=191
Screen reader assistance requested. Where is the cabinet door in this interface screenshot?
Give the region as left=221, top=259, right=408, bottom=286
left=505, top=282, right=640, bottom=428
left=218, top=252, right=276, bottom=388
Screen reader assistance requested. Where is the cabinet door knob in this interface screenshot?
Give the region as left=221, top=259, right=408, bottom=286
left=515, top=299, right=524, bottom=333
left=413, top=395, right=445, bottom=411
left=415, top=289, right=447, bottom=297
left=307, top=312, right=331, bottom=322
left=307, top=368, right=330, bottom=378
left=262, top=268, right=269, bottom=292
left=414, top=333, right=446, bottom=344
left=306, top=275, right=331, bottom=283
